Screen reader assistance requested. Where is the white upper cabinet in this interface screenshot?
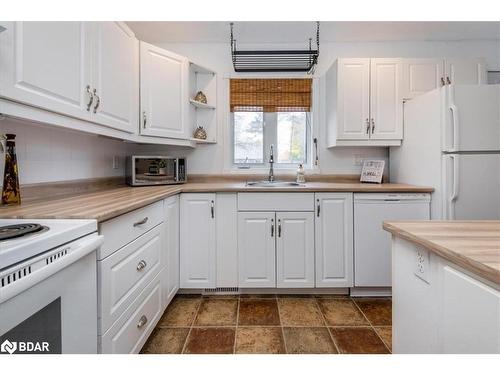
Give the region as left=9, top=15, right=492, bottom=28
left=401, top=58, right=487, bottom=99
left=444, top=58, right=487, bottom=85
left=326, top=58, right=403, bottom=147
left=0, top=21, right=139, bottom=134
left=370, top=58, right=403, bottom=140
left=335, top=58, right=371, bottom=140
left=315, top=193, right=353, bottom=288
left=180, top=193, right=216, bottom=288
left=401, top=58, right=444, bottom=99
left=140, top=42, right=189, bottom=139
left=276, top=212, right=315, bottom=288
left=0, top=22, right=92, bottom=121
left=91, top=22, right=139, bottom=133
left=238, top=212, right=276, bottom=288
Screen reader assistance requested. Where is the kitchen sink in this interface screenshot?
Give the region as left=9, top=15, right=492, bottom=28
left=245, top=180, right=305, bottom=187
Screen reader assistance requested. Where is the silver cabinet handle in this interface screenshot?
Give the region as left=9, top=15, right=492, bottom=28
left=446, top=76, right=452, bottom=85
left=143, top=111, right=147, bottom=128
left=133, top=217, right=148, bottom=227
left=86, top=85, right=94, bottom=111
left=317, top=199, right=320, bottom=217
left=210, top=200, right=215, bottom=218
left=93, top=90, right=100, bottom=113
left=278, top=219, right=282, bottom=238
left=137, top=315, right=148, bottom=328
left=371, top=118, right=375, bottom=133
left=365, top=118, right=370, bottom=134
left=271, top=218, right=274, bottom=237
left=136, top=260, right=147, bottom=271
left=441, top=77, right=446, bottom=86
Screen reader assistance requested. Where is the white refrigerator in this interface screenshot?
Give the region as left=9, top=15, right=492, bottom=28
left=390, top=84, right=500, bottom=220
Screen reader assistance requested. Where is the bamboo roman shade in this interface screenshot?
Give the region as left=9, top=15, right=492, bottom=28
left=230, top=78, right=312, bottom=112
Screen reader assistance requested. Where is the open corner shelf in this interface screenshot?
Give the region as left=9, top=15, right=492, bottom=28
left=189, top=99, right=216, bottom=109
left=190, top=137, right=217, bottom=144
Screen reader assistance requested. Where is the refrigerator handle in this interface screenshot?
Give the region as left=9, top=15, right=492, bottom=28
left=448, top=154, right=459, bottom=219
left=449, top=104, right=459, bottom=152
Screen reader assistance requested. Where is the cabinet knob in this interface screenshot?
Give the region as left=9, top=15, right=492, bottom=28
left=210, top=200, right=215, bottom=219
left=136, top=260, right=147, bottom=271
left=143, top=111, right=147, bottom=128
left=93, top=90, right=100, bottom=114
left=317, top=199, right=321, bottom=217
left=446, top=76, right=452, bottom=85
left=278, top=219, right=282, bottom=237
left=371, top=118, right=375, bottom=133
left=365, top=118, right=370, bottom=134
left=271, top=218, right=274, bottom=237
left=137, top=315, right=148, bottom=328
left=440, top=77, right=446, bottom=86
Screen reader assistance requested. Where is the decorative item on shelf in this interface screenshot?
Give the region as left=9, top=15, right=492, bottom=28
left=193, top=91, right=208, bottom=104
left=193, top=126, right=208, bottom=140
left=360, top=160, right=385, bottom=184
left=1, top=134, right=21, bottom=205
left=158, top=160, right=167, bottom=175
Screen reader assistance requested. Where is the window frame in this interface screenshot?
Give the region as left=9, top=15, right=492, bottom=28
left=231, top=111, right=311, bottom=170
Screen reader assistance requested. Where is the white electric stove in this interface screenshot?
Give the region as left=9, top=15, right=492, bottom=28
left=0, top=219, right=103, bottom=354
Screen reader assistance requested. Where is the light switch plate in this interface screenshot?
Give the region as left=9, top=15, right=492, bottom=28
left=414, top=248, right=430, bottom=284
left=112, top=156, right=120, bottom=170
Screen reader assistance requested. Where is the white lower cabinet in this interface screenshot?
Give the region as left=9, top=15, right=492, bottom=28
left=315, top=193, right=354, bottom=288
left=100, top=272, right=163, bottom=354
left=238, top=212, right=276, bottom=288
left=180, top=193, right=216, bottom=288
left=163, top=195, right=179, bottom=308
left=276, top=212, right=315, bottom=288
left=237, top=210, right=315, bottom=288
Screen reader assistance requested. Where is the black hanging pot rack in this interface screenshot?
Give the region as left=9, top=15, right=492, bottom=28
left=230, top=22, right=320, bottom=73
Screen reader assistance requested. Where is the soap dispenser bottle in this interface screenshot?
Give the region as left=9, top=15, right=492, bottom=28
left=296, top=164, right=305, bottom=183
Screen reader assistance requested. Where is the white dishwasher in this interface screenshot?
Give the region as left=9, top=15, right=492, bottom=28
left=353, top=193, right=430, bottom=288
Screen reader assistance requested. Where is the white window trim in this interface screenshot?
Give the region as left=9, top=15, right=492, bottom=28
left=223, top=75, right=321, bottom=174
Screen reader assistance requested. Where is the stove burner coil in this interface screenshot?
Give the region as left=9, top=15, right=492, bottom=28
left=0, top=223, right=48, bottom=241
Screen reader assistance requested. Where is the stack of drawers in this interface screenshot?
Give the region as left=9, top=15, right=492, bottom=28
left=97, top=201, right=166, bottom=354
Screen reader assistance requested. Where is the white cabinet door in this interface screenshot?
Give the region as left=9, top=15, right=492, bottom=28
left=180, top=193, right=216, bottom=288
left=442, top=266, right=500, bottom=354
left=315, top=193, right=353, bottom=287
left=370, top=58, right=403, bottom=140
left=401, top=58, right=444, bottom=99
left=216, top=193, right=238, bottom=288
left=91, top=22, right=139, bottom=133
left=336, top=58, right=371, bottom=140
left=444, top=58, right=487, bottom=85
left=0, top=21, right=92, bottom=121
left=276, top=212, right=315, bottom=288
left=238, top=212, right=276, bottom=288
left=140, top=42, right=189, bottom=139
left=164, top=195, right=179, bottom=307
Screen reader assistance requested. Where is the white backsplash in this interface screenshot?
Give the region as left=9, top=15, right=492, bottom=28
left=0, top=118, right=128, bottom=184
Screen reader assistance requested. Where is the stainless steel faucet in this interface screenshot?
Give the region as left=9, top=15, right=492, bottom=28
left=268, top=144, right=275, bottom=182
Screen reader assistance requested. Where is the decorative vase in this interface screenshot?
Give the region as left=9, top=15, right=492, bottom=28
left=2, top=134, right=21, bottom=205
left=193, top=126, right=208, bottom=140
left=194, top=91, right=208, bottom=104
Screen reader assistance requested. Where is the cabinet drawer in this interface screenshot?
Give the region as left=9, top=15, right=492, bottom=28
left=99, top=201, right=163, bottom=259
left=99, top=223, right=164, bottom=333
left=238, top=193, right=314, bottom=211
left=100, top=272, right=163, bottom=354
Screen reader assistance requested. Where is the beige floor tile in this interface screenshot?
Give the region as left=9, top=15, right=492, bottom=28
left=140, top=328, right=189, bottom=354
left=183, top=328, right=235, bottom=354
left=317, top=298, right=368, bottom=326
left=330, top=327, right=390, bottom=354
left=354, top=298, right=392, bottom=326
left=157, top=296, right=201, bottom=327
left=235, top=327, right=285, bottom=354
left=194, top=298, right=238, bottom=326
left=278, top=298, right=325, bottom=326
left=374, top=326, right=392, bottom=352
left=283, top=327, right=338, bottom=354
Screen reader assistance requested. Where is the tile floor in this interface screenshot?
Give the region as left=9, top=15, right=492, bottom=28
left=140, top=294, right=392, bottom=354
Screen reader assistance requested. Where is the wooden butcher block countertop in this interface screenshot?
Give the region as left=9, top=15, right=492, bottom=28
left=383, top=221, right=500, bottom=285
left=0, top=180, right=433, bottom=223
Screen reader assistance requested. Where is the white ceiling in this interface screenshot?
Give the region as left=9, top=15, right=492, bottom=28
left=127, top=21, right=500, bottom=44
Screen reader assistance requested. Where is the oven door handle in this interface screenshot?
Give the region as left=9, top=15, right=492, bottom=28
left=0, top=234, right=104, bottom=304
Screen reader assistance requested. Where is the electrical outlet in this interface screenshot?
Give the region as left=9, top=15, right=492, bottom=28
left=414, top=248, right=430, bottom=283
left=112, top=156, right=120, bottom=170
left=354, top=154, right=364, bottom=166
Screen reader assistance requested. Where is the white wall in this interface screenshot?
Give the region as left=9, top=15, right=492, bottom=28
left=132, top=39, right=500, bottom=175
left=0, top=118, right=128, bottom=184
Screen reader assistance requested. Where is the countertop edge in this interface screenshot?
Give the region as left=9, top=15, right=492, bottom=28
left=383, top=221, right=500, bottom=285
